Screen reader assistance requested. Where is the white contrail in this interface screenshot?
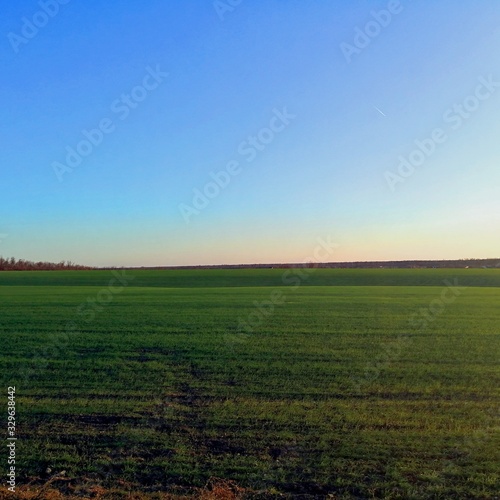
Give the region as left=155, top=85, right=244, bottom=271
left=374, top=106, right=386, bottom=117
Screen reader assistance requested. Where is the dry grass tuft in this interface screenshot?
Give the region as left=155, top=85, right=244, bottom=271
left=199, top=477, right=246, bottom=499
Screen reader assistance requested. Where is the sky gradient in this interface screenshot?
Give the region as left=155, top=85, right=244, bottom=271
left=2, top=0, right=500, bottom=266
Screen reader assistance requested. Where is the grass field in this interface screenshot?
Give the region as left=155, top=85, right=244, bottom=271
left=0, top=269, right=499, bottom=498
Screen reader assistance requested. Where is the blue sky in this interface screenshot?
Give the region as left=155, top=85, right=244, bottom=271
left=1, top=0, right=499, bottom=266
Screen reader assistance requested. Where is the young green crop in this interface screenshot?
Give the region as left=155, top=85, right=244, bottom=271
left=0, top=269, right=498, bottom=498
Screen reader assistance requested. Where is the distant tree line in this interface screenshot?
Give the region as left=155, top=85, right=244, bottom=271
left=0, top=257, right=92, bottom=271
left=1, top=256, right=499, bottom=271
left=142, top=258, right=500, bottom=270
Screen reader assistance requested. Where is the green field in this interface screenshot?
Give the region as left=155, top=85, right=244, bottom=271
left=1, top=269, right=499, bottom=498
